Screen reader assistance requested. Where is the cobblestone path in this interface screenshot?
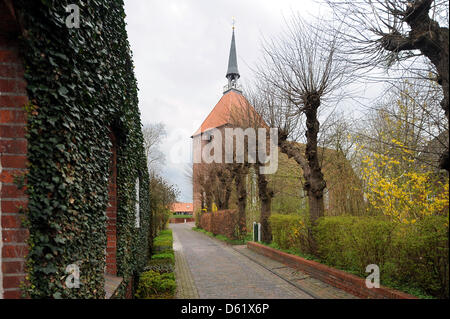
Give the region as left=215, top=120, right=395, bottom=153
left=171, top=223, right=313, bottom=299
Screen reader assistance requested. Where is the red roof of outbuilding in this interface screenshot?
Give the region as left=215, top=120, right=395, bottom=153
left=170, top=202, right=193, bottom=213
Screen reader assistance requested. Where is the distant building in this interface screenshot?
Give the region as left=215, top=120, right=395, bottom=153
left=170, top=202, right=193, bottom=215
left=191, top=25, right=364, bottom=217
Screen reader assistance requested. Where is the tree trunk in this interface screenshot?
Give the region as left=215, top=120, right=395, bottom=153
left=234, top=164, right=248, bottom=239
left=303, top=94, right=326, bottom=224
left=205, top=192, right=213, bottom=212
left=224, top=186, right=232, bottom=209
left=257, top=171, right=273, bottom=243
left=277, top=94, right=326, bottom=254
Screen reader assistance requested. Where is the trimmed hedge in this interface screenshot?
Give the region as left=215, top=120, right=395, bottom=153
left=152, top=251, right=175, bottom=263
left=315, top=216, right=448, bottom=298
left=135, top=271, right=176, bottom=299
left=170, top=214, right=193, bottom=219
left=315, top=216, right=396, bottom=274
left=14, top=1, right=150, bottom=298
left=199, top=210, right=239, bottom=240
left=144, top=259, right=174, bottom=274
left=269, top=214, right=449, bottom=298
left=137, top=227, right=176, bottom=298
left=389, top=216, right=449, bottom=298
left=269, top=214, right=308, bottom=250
left=153, top=229, right=173, bottom=252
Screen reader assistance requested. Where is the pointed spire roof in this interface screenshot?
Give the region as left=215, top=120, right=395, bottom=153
left=226, top=29, right=240, bottom=79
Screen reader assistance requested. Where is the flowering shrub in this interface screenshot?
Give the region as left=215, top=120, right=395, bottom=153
left=361, top=139, right=449, bottom=223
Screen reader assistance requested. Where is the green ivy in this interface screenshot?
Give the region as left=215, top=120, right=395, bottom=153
left=14, top=0, right=151, bottom=298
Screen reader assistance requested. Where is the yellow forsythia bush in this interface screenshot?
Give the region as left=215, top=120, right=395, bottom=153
left=361, top=139, right=449, bottom=224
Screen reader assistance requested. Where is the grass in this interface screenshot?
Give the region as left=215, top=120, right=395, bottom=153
left=192, top=227, right=251, bottom=245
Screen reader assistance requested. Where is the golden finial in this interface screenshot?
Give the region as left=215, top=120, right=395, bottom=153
left=232, top=17, right=235, bottom=30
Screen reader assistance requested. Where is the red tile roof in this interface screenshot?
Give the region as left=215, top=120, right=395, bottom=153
left=192, top=90, right=267, bottom=136
left=170, top=202, right=193, bottom=213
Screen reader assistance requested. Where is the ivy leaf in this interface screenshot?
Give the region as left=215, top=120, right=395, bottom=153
left=41, top=264, right=57, bottom=274
left=54, top=236, right=66, bottom=244
left=53, top=292, right=62, bottom=299
left=58, top=86, right=69, bottom=96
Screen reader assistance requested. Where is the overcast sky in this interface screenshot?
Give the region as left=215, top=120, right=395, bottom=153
left=122, top=0, right=341, bottom=202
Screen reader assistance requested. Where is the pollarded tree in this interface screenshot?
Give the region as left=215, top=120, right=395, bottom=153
left=326, top=0, right=449, bottom=171
left=255, top=14, right=352, bottom=240
left=231, top=89, right=276, bottom=242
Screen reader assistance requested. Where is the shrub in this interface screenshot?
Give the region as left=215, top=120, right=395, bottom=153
left=314, top=215, right=448, bottom=298
left=199, top=210, right=239, bottom=240
left=391, top=215, right=449, bottom=298
left=151, top=250, right=175, bottom=263
left=269, top=214, right=310, bottom=251
left=153, top=229, right=173, bottom=252
left=195, top=209, right=205, bottom=228
left=171, top=214, right=193, bottom=219
left=269, top=214, right=449, bottom=298
left=144, top=259, right=174, bottom=274
left=154, top=229, right=172, bottom=242
left=135, top=270, right=176, bottom=299
left=315, top=216, right=395, bottom=275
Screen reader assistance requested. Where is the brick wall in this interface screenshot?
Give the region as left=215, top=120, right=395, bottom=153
left=0, top=0, right=29, bottom=299
left=106, top=132, right=117, bottom=276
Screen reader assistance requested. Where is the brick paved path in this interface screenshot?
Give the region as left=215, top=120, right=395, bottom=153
left=171, top=222, right=311, bottom=299
left=171, top=223, right=356, bottom=299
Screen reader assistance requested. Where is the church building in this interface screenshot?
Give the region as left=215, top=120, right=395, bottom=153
left=191, top=26, right=262, bottom=215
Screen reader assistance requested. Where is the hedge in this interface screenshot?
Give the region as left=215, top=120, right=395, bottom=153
left=135, top=271, right=176, bottom=299
left=315, top=216, right=396, bottom=275
left=13, top=1, right=151, bottom=298
left=137, top=227, right=176, bottom=298
left=269, top=214, right=307, bottom=250
left=170, top=214, right=193, bottom=219
left=199, top=210, right=239, bottom=240
left=153, top=229, right=173, bottom=252
left=271, top=215, right=449, bottom=298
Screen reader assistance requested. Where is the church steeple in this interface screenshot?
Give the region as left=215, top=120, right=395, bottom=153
left=224, top=19, right=242, bottom=94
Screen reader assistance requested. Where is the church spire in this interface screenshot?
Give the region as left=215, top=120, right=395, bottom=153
left=224, top=18, right=242, bottom=94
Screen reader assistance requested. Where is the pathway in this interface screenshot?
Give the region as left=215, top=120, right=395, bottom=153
left=171, top=222, right=356, bottom=299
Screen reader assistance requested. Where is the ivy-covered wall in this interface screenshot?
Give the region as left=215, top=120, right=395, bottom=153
left=13, top=0, right=150, bottom=298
